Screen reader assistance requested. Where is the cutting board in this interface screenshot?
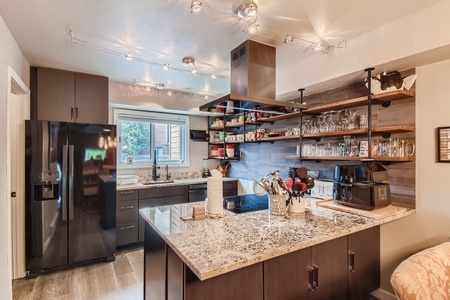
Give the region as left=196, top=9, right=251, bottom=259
left=315, top=199, right=408, bottom=219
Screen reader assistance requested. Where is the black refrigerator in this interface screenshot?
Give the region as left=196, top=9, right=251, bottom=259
left=25, top=120, right=117, bottom=276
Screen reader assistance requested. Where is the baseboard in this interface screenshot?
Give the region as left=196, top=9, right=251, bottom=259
left=371, top=288, right=398, bottom=300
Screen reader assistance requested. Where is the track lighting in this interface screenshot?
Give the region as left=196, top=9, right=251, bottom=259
left=285, top=34, right=294, bottom=44
left=125, top=52, right=134, bottom=60
left=163, top=63, right=170, bottom=70
left=191, top=0, right=202, bottom=13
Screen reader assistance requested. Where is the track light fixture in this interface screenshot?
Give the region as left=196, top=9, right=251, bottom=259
left=125, top=52, right=134, bottom=60
left=191, top=0, right=202, bottom=13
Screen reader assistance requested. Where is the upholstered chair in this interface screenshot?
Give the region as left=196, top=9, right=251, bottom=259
left=390, top=241, right=450, bottom=299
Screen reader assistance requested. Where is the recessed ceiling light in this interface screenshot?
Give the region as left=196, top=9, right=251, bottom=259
left=314, top=42, right=322, bottom=51
left=167, top=91, right=173, bottom=96
left=125, top=52, right=133, bottom=60
left=156, top=83, right=165, bottom=90
left=163, top=63, right=170, bottom=70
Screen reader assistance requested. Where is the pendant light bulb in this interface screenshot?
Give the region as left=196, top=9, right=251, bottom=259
left=191, top=67, right=198, bottom=75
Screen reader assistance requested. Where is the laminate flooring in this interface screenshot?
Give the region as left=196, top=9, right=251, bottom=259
left=12, top=248, right=144, bottom=300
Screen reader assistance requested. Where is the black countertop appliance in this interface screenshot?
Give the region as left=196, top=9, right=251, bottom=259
left=333, top=163, right=391, bottom=210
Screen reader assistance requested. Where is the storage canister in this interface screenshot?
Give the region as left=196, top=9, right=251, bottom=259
left=218, top=147, right=225, bottom=157
left=226, top=145, right=235, bottom=157
left=210, top=145, right=219, bottom=157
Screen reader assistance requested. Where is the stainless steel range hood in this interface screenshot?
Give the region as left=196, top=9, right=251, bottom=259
left=200, top=40, right=307, bottom=111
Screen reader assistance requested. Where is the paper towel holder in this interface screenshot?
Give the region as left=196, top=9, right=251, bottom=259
left=190, top=130, right=209, bottom=142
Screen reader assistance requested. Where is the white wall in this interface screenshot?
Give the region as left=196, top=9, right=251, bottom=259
left=0, top=15, right=30, bottom=300
left=378, top=59, right=450, bottom=292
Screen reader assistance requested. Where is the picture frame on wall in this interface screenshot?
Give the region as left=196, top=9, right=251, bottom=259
left=437, top=126, right=450, bottom=162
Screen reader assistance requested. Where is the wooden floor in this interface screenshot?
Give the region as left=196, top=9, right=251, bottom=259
left=12, top=248, right=144, bottom=300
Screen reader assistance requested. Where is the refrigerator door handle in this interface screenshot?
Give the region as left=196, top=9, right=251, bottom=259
left=62, top=145, right=68, bottom=221
left=69, top=145, right=75, bottom=220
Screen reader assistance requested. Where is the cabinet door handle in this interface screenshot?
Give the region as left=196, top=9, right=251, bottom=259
left=349, top=251, right=355, bottom=272
left=120, top=191, right=135, bottom=195
left=314, top=265, right=319, bottom=289
left=120, top=225, right=135, bottom=230
left=75, top=107, right=79, bottom=120
left=120, top=205, right=134, bottom=210
left=308, top=266, right=315, bottom=291
left=71, top=106, right=75, bottom=120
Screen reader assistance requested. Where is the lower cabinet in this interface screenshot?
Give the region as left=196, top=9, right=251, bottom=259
left=264, top=226, right=380, bottom=300
left=138, top=186, right=189, bottom=242
left=348, top=226, right=380, bottom=300
left=116, top=190, right=139, bottom=247
left=264, top=236, right=348, bottom=300
left=143, top=224, right=381, bottom=300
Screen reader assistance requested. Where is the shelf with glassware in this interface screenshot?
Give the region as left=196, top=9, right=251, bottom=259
left=289, top=69, right=416, bottom=163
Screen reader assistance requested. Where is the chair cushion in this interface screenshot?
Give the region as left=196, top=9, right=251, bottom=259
left=391, top=242, right=450, bottom=300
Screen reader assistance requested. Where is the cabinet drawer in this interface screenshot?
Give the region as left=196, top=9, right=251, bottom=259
left=116, top=200, right=138, bottom=223
left=139, top=185, right=188, bottom=199
left=223, top=190, right=237, bottom=197
left=116, top=221, right=138, bottom=246
left=117, top=189, right=138, bottom=201
left=223, top=180, right=237, bottom=191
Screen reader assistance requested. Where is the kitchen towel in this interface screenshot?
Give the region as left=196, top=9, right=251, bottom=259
left=207, top=170, right=223, bottom=215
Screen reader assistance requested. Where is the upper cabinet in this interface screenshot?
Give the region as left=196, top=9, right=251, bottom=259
left=31, top=67, right=109, bottom=124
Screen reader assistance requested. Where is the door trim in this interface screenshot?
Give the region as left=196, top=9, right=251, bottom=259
left=7, top=66, right=30, bottom=280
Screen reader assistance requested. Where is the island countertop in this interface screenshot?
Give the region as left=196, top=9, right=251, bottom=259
left=117, top=177, right=238, bottom=191
left=139, top=198, right=415, bottom=281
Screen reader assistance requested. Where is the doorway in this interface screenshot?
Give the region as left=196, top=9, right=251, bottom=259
left=6, top=66, right=30, bottom=281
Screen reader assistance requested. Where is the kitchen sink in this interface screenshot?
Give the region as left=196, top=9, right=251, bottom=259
left=142, top=180, right=174, bottom=185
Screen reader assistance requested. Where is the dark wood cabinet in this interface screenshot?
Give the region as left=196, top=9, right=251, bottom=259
left=138, top=185, right=188, bottom=242
left=74, top=72, right=109, bottom=124
left=31, top=66, right=108, bottom=124
left=116, top=189, right=139, bottom=247
left=348, top=226, right=380, bottom=300
left=264, top=236, right=347, bottom=300
left=32, top=67, right=75, bottom=122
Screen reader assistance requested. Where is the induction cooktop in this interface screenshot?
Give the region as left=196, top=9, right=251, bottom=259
left=223, top=194, right=269, bottom=214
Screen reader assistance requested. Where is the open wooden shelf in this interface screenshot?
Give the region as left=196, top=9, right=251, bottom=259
left=285, top=155, right=414, bottom=162
left=209, top=156, right=240, bottom=161
left=209, top=141, right=244, bottom=145
left=302, top=125, right=415, bottom=139
left=258, top=111, right=301, bottom=122
left=304, top=90, right=415, bottom=114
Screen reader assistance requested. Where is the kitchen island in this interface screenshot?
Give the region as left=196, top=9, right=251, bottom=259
left=139, top=197, right=414, bottom=300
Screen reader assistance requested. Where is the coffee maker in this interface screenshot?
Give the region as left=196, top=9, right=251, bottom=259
left=202, top=158, right=211, bottom=178
left=333, top=163, right=391, bottom=210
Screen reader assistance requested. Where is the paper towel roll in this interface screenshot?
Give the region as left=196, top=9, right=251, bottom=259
left=207, top=177, right=223, bottom=215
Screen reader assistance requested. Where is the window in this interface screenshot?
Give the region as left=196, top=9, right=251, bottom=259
left=114, top=109, right=189, bottom=167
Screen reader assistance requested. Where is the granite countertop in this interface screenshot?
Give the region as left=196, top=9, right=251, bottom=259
left=139, top=198, right=415, bottom=281
left=117, top=177, right=238, bottom=191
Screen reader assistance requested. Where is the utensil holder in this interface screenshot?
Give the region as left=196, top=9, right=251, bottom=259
left=289, top=196, right=305, bottom=214
left=269, top=195, right=287, bottom=216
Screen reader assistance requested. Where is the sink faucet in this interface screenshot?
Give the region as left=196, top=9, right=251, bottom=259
left=152, top=149, right=160, bottom=181
left=165, top=165, right=171, bottom=181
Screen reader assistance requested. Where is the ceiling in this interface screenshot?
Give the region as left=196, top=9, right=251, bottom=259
left=0, top=0, right=441, bottom=98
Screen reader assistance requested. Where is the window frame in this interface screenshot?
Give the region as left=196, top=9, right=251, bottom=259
left=113, top=108, right=190, bottom=169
